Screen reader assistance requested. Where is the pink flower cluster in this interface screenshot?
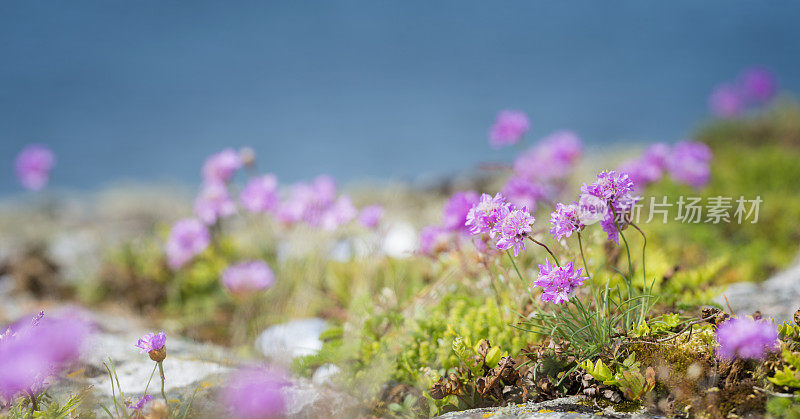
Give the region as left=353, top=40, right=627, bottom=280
left=465, top=193, right=535, bottom=256
left=618, top=141, right=713, bottom=190
left=221, top=366, right=288, bottom=419
left=0, top=311, right=92, bottom=400
left=14, top=144, right=55, bottom=191
left=488, top=110, right=530, bottom=148
left=168, top=148, right=384, bottom=270
left=221, top=260, right=276, bottom=296
left=548, top=171, right=639, bottom=244
left=418, top=191, right=480, bottom=255
left=715, top=317, right=778, bottom=360
left=709, top=67, right=778, bottom=118
left=533, top=260, right=588, bottom=305
left=505, top=130, right=583, bottom=210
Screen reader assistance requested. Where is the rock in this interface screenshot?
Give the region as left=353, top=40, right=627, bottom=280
left=311, top=363, right=341, bottom=387
left=282, top=377, right=360, bottom=418
left=434, top=396, right=650, bottom=418
left=255, top=318, right=327, bottom=363
left=382, top=222, right=417, bottom=258
left=718, top=256, right=800, bottom=323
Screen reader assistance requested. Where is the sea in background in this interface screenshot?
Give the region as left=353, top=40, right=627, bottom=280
left=1, top=0, right=799, bottom=196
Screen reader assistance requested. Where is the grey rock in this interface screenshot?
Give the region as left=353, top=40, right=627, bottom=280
left=255, top=318, right=327, bottom=363
left=717, top=256, right=800, bottom=323
left=435, top=396, right=649, bottom=418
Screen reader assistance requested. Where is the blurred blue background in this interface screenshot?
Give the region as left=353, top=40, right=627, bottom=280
left=1, top=1, right=799, bottom=195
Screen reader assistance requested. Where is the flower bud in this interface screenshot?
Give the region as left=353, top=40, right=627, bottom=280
left=148, top=346, right=167, bottom=363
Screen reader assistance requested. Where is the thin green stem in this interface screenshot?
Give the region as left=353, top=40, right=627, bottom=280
left=158, top=361, right=170, bottom=414
left=143, top=362, right=158, bottom=395
left=526, top=236, right=560, bottom=267
left=506, top=250, right=536, bottom=306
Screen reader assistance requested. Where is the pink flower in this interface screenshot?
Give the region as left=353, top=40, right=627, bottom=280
left=320, top=195, right=357, bottom=231
left=502, top=175, right=550, bottom=211
left=165, top=218, right=210, bottom=269
left=442, top=191, right=480, bottom=232
left=221, top=366, right=289, bottom=419
left=240, top=174, right=279, bottom=213
left=492, top=206, right=535, bottom=257
left=202, top=149, right=242, bottom=183
left=358, top=205, right=384, bottom=229
left=135, top=332, right=166, bottom=354
left=716, top=317, right=777, bottom=360
left=465, top=193, right=511, bottom=237
left=419, top=225, right=450, bottom=255
left=0, top=312, right=92, bottom=400
left=666, top=141, right=713, bottom=189
left=14, top=145, right=55, bottom=191
left=709, top=83, right=744, bottom=118
left=740, top=67, right=777, bottom=104
left=488, top=110, right=530, bottom=148
left=222, top=260, right=276, bottom=296
left=195, top=181, right=237, bottom=225
left=549, top=202, right=583, bottom=241
left=533, top=261, right=587, bottom=305
left=513, top=130, right=583, bottom=181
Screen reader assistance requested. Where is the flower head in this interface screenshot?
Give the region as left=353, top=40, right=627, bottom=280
left=128, top=395, right=153, bottom=412
left=715, top=317, right=778, bottom=360
left=135, top=332, right=167, bottom=362
left=489, top=110, right=530, bottom=148
left=502, top=176, right=549, bottom=211
left=533, top=260, right=587, bottom=305
left=0, top=312, right=92, bottom=400
left=581, top=170, right=636, bottom=204
left=549, top=203, right=583, bottom=241
left=319, top=195, right=357, bottom=231
left=492, top=206, right=534, bottom=257
left=465, top=193, right=511, bottom=236
left=15, top=145, right=55, bottom=191
left=709, top=83, right=744, bottom=118
left=222, top=260, right=276, bottom=296
left=740, top=67, right=777, bottom=104
left=358, top=205, right=384, bottom=229
left=221, top=366, right=288, bottom=419
left=165, top=218, right=210, bottom=270
left=666, top=141, right=713, bottom=189
left=419, top=225, right=450, bottom=255
left=240, top=174, right=279, bottom=213
left=203, top=148, right=242, bottom=183
left=442, top=191, right=480, bottom=232
left=195, top=181, right=237, bottom=225
left=513, top=130, right=582, bottom=180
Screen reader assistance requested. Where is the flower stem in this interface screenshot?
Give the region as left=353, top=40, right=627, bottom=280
left=506, top=250, right=536, bottom=307
left=143, top=362, right=157, bottom=395
left=158, top=361, right=170, bottom=414
left=526, top=236, right=561, bottom=267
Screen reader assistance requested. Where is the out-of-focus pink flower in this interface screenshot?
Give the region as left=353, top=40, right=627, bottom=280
left=666, top=141, right=713, bottom=189
left=488, top=110, right=530, bottom=148
left=513, top=130, right=582, bottom=180
left=358, top=205, right=384, bottom=229
left=709, top=83, right=744, bottom=118
left=202, top=149, right=242, bottom=183
left=240, top=174, right=279, bottom=213
left=419, top=225, right=450, bottom=255
left=442, top=191, right=480, bottom=232
left=320, top=195, right=357, bottom=231
left=0, top=312, right=92, bottom=400
left=14, top=145, right=55, bottom=191
left=222, top=260, right=276, bottom=296
left=221, top=366, right=289, bottom=419
left=195, top=181, right=237, bottom=225
left=740, top=67, right=777, bottom=104
left=716, top=317, right=778, bottom=360
left=128, top=395, right=153, bottom=412
left=165, top=218, right=210, bottom=270
left=502, top=175, right=550, bottom=211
